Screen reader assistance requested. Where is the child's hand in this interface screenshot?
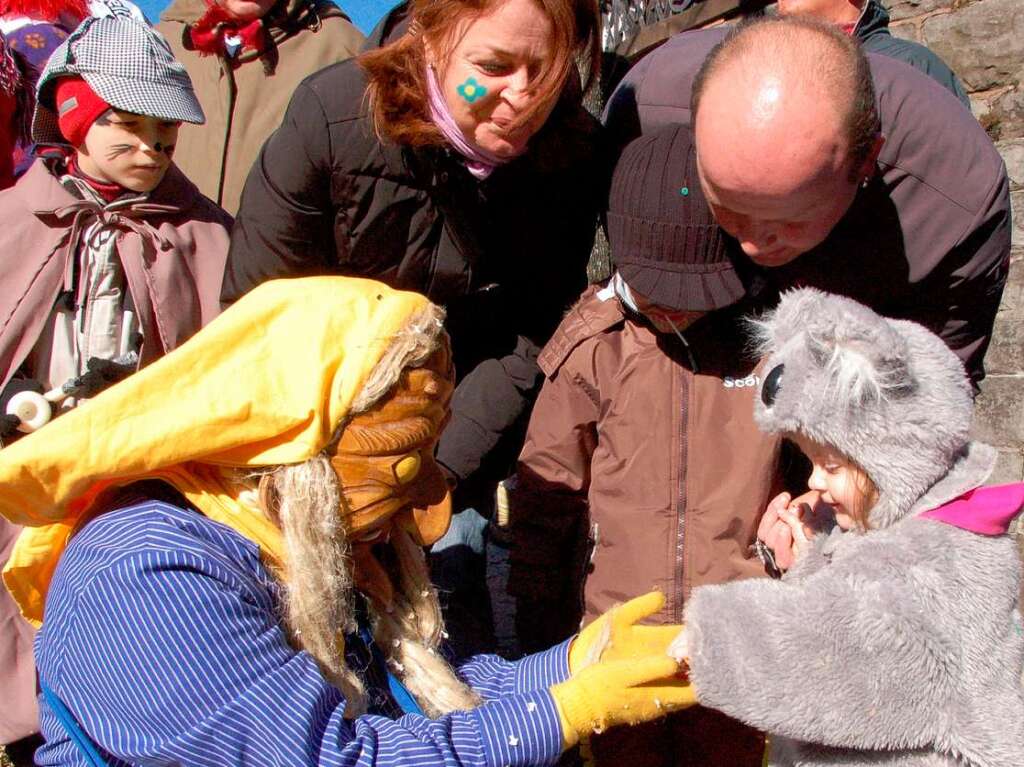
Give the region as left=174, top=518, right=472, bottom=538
left=778, top=503, right=814, bottom=561
left=756, top=491, right=823, bottom=572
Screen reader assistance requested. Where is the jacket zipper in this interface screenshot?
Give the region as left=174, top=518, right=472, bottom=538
left=217, top=56, right=237, bottom=207
left=674, top=361, right=689, bottom=622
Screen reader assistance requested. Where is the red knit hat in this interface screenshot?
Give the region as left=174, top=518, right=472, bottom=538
left=54, top=77, right=110, bottom=147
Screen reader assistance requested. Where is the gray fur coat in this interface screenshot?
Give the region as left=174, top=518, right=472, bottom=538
left=684, top=444, right=1024, bottom=767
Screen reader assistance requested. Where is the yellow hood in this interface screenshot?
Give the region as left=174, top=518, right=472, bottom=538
left=1, top=277, right=433, bottom=624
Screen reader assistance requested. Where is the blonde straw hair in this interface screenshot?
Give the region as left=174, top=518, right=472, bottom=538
left=257, top=303, right=479, bottom=716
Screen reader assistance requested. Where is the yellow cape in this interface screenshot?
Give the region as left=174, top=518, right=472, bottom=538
left=0, top=277, right=432, bottom=625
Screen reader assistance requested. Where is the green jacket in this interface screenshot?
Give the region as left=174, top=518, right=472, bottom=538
left=854, top=0, right=970, bottom=108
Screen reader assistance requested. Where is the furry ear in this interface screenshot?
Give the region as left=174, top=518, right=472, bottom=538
left=748, top=287, right=830, bottom=356
left=805, top=301, right=916, bottom=406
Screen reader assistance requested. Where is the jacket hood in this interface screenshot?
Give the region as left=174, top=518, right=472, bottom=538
left=537, top=284, right=626, bottom=376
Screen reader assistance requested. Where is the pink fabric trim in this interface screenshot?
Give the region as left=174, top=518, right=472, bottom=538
left=425, top=66, right=503, bottom=181
left=918, top=482, right=1024, bottom=535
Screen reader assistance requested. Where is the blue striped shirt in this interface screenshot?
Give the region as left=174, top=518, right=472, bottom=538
left=34, top=501, right=570, bottom=766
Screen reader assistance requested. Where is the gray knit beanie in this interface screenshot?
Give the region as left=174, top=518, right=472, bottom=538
left=753, top=288, right=974, bottom=529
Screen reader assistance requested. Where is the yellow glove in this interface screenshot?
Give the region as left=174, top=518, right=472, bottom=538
left=569, top=591, right=683, bottom=673
left=550, top=655, right=696, bottom=749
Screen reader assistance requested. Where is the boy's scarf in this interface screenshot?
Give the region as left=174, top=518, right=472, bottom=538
left=188, top=4, right=268, bottom=58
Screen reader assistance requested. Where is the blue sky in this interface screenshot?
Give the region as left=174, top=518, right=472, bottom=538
left=138, top=0, right=397, bottom=33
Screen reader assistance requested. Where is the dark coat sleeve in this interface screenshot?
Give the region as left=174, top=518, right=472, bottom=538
left=222, top=82, right=337, bottom=305
left=505, top=353, right=599, bottom=652
left=912, top=169, right=1011, bottom=390
left=435, top=112, right=602, bottom=495
left=436, top=336, right=544, bottom=487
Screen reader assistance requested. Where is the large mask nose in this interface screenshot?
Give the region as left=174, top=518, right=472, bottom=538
left=761, top=363, right=785, bottom=407
left=396, top=460, right=452, bottom=546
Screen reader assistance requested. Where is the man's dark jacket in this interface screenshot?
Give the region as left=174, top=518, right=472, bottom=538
left=605, top=27, right=1010, bottom=389
left=225, top=10, right=603, bottom=492
left=855, top=0, right=969, bottom=108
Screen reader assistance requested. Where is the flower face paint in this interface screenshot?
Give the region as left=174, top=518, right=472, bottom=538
left=456, top=77, right=487, bottom=103
left=77, top=109, right=180, bottom=193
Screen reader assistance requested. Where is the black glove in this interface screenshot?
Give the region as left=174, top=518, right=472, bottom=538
left=67, top=353, right=138, bottom=398
left=0, top=377, right=45, bottom=442
left=0, top=414, right=21, bottom=440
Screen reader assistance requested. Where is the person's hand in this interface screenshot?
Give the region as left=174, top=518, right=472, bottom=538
left=569, top=591, right=682, bottom=673
left=778, top=503, right=814, bottom=561
left=756, top=490, right=822, bottom=573
left=550, top=655, right=696, bottom=748
left=666, top=626, right=689, bottom=665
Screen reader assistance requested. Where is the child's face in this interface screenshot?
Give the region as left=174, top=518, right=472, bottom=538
left=77, top=109, right=181, bottom=193
left=794, top=437, right=876, bottom=531
left=629, top=285, right=706, bottom=335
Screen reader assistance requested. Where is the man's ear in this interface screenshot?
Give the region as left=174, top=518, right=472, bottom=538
left=858, top=133, right=885, bottom=183
left=258, top=473, right=278, bottom=524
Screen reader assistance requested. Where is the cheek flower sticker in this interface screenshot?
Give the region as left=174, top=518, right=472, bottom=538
left=457, top=77, right=487, bottom=104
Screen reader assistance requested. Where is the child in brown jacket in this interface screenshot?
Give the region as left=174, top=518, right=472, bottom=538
left=508, top=123, right=782, bottom=767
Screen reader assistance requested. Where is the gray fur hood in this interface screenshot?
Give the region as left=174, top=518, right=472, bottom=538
left=752, top=288, right=975, bottom=529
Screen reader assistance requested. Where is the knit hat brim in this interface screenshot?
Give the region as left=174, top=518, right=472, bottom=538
left=617, top=259, right=746, bottom=312
left=610, top=212, right=745, bottom=311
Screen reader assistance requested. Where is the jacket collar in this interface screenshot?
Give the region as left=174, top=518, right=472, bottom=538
left=162, top=0, right=345, bottom=42
left=908, top=441, right=998, bottom=516
left=18, top=157, right=195, bottom=219
left=853, top=0, right=891, bottom=42
left=918, top=481, right=1024, bottom=536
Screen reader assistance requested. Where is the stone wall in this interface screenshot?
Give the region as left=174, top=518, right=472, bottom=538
left=888, top=0, right=1024, bottom=485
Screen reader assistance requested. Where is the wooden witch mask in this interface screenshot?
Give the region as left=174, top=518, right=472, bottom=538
left=328, top=347, right=454, bottom=548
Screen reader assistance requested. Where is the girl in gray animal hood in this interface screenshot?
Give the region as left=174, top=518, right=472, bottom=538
left=669, top=287, right=1024, bottom=767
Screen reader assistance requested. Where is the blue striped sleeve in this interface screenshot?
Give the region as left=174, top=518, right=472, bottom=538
left=33, top=505, right=566, bottom=767
left=458, top=641, right=572, bottom=701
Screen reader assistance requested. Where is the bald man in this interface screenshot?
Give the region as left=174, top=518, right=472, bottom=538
left=605, top=16, right=1010, bottom=391
left=777, top=0, right=969, bottom=106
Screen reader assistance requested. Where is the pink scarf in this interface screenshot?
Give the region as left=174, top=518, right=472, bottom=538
left=425, top=67, right=503, bottom=181
left=919, top=482, right=1024, bottom=535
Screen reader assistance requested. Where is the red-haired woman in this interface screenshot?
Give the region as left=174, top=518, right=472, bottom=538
left=225, top=0, right=605, bottom=657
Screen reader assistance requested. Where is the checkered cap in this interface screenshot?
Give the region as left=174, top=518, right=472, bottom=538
left=32, top=17, right=204, bottom=145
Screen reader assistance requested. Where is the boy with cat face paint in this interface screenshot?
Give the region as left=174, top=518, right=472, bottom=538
left=0, top=15, right=230, bottom=753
